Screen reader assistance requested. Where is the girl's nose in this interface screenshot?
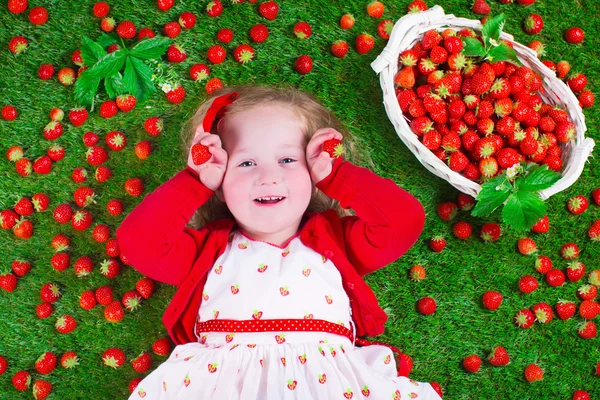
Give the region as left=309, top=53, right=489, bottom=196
left=256, top=165, right=282, bottom=185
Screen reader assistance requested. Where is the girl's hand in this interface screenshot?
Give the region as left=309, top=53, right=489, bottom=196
left=187, top=130, right=228, bottom=192
left=306, top=128, right=344, bottom=183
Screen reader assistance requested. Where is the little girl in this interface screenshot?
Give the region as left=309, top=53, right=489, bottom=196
left=117, top=85, right=442, bottom=399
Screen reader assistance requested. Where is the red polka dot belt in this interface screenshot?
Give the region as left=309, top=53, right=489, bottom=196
left=195, top=317, right=411, bottom=377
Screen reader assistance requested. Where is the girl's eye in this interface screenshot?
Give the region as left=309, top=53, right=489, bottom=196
left=281, top=158, right=295, bottom=163
left=239, top=161, right=254, bottom=167
left=239, top=159, right=295, bottom=167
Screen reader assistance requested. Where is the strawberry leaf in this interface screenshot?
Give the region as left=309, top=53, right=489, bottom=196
left=516, top=164, right=561, bottom=192
left=502, top=191, right=546, bottom=231
left=74, top=73, right=100, bottom=106
left=462, top=37, right=486, bottom=57
left=124, top=57, right=156, bottom=103
left=471, top=174, right=513, bottom=217
left=129, top=37, right=171, bottom=60
left=96, top=32, right=119, bottom=49
left=84, top=49, right=127, bottom=81
left=482, top=13, right=505, bottom=44
left=105, top=72, right=127, bottom=98
left=485, top=42, right=521, bottom=65
left=80, top=36, right=106, bottom=67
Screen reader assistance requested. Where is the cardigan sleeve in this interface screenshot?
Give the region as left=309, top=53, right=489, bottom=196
left=316, top=157, right=426, bottom=276
left=115, top=167, right=216, bottom=286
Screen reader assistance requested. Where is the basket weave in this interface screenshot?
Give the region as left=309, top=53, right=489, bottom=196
left=371, top=5, right=595, bottom=200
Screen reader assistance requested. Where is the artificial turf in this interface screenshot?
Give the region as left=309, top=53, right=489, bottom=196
left=0, top=0, right=599, bottom=398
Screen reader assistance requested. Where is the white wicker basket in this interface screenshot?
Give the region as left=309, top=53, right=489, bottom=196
left=371, top=5, right=595, bottom=200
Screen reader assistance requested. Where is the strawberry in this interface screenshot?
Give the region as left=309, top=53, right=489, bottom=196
left=43, top=121, right=63, bottom=140
left=93, top=2, right=110, bottom=17
left=409, top=265, right=426, bottom=281
left=144, top=117, right=163, bottom=135
left=366, top=1, right=384, bottom=18
left=453, top=221, right=472, bottom=239
left=519, top=275, right=538, bottom=294
left=524, top=14, right=543, bottom=35
left=567, top=195, right=588, bottom=214
left=167, top=43, right=187, bottom=62
left=1, top=209, right=18, bottom=230
left=590, top=220, right=600, bottom=241
left=69, top=107, right=88, bottom=127
left=421, top=30, right=442, bottom=50
left=259, top=1, right=278, bottom=20
left=249, top=23, right=269, bottom=42
left=482, top=291, right=503, bottom=310
left=95, top=286, right=113, bottom=305
left=179, top=11, right=196, bottom=29
left=205, top=78, right=223, bottom=95
left=100, top=259, right=121, bottom=279
left=472, top=0, right=490, bottom=15
left=73, top=186, right=96, bottom=208
left=517, top=238, right=537, bottom=255
left=12, top=370, right=31, bottom=391
left=566, top=73, right=587, bottom=93
left=71, top=210, right=93, bottom=231
left=331, top=40, right=349, bottom=58
left=116, top=20, right=136, bottom=39
left=132, top=279, right=155, bottom=302
left=545, top=269, right=565, bottom=287
left=57, top=67, right=76, bottom=86
left=122, top=290, right=143, bottom=311
left=417, top=297, right=436, bottom=315
left=356, top=33, right=375, bottom=54
left=394, top=66, right=415, bottom=89
left=125, top=178, right=144, bottom=197
left=53, top=203, right=73, bottom=224
left=463, top=355, right=481, bottom=373
left=573, top=391, right=591, bottom=400
left=51, top=233, right=70, bottom=251
left=564, top=27, right=584, bottom=44
left=99, top=100, right=118, bottom=118
left=72, top=167, right=88, bottom=183
left=578, top=90, right=595, bottom=108
left=560, top=242, right=579, bottom=260
left=8, top=0, right=28, bottom=14
left=106, top=131, right=127, bottom=151
left=12, top=260, right=31, bottom=277
left=32, top=379, right=52, bottom=400
left=100, top=17, right=115, bottom=32
left=165, top=84, right=186, bottom=104
left=29, top=6, right=48, bottom=25
left=579, top=300, right=600, bottom=320
left=216, top=28, right=233, bottom=44
left=152, top=337, right=171, bottom=356
left=38, top=63, right=55, bottom=80
left=566, top=261, right=586, bottom=282
left=33, top=156, right=52, bottom=174
left=104, top=300, right=125, bottom=322
left=35, top=352, right=56, bottom=375
left=207, top=45, right=227, bottom=64
left=51, top=253, right=70, bottom=272
left=532, top=302, right=553, bottom=323
left=340, top=14, right=354, bottom=30
left=131, top=352, right=152, bottom=373
left=294, top=21, right=312, bottom=39
left=6, top=145, right=23, bottom=162
left=233, top=44, right=255, bottom=64
left=61, top=352, right=79, bottom=369
left=55, top=315, right=77, bottom=334
left=578, top=284, right=598, bottom=301
left=80, top=290, right=97, bottom=310
left=14, top=197, right=34, bottom=216
left=437, top=202, right=457, bottom=221
left=448, top=151, right=469, bottom=172
left=524, top=364, right=543, bottom=382
left=107, top=199, right=123, bottom=216
left=115, top=94, right=136, bottom=112
left=206, top=0, right=223, bottom=17
left=13, top=217, right=33, bottom=239
left=555, top=300, right=576, bottom=320
left=488, top=346, right=509, bottom=366
left=430, top=236, right=446, bottom=252
left=40, top=283, right=60, bottom=303
left=294, top=54, right=312, bottom=75
left=534, top=255, right=552, bottom=274
left=8, top=36, right=28, bottom=55
left=0, top=355, right=6, bottom=374
left=102, top=348, right=126, bottom=368
left=578, top=321, right=596, bottom=339
left=531, top=214, right=549, bottom=233
left=556, top=60, right=571, bottom=79
left=36, top=303, right=53, bottom=319
left=83, top=131, right=99, bottom=147
left=322, top=139, right=344, bottom=158
left=480, top=223, right=501, bottom=242
left=408, top=0, right=428, bottom=12
left=86, top=146, right=109, bottom=166
left=0, top=273, right=17, bottom=292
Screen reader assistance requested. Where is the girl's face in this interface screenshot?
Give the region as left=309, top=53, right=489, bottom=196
left=216, top=104, right=313, bottom=244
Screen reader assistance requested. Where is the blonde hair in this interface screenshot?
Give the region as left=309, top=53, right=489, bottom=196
left=180, top=84, right=375, bottom=230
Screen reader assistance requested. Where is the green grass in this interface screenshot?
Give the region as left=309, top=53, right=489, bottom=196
left=1, top=0, right=599, bottom=398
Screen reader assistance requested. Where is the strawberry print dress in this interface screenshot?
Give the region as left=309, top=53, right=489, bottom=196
left=129, top=230, right=442, bottom=400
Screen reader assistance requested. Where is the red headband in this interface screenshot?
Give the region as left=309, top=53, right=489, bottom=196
left=202, top=92, right=239, bottom=133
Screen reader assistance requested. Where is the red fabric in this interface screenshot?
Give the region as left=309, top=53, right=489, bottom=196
left=116, top=156, right=425, bottom=349
left=202, top=92, right=238, bottom=133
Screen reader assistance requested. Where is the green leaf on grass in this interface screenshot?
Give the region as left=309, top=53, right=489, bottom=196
left=502, top=190, right=546, bottom=231
left=471, top=174, right=513, bottom=217
left=96, top=32, right=119, bottom=48
left=80, top=36, right=106, bottom=66
left=84, top=49, right=127, bottom=80
left=485, top=42, right=521, bottom=65
left=129, top=37, right=171, bottom=60
left=462, top=37, right=486, bottom=57
left=105, top=72, right=127, bottom=98
left=516, top=164, right=561, bottom=192
left=74, top=72, right=100, bottom=106
left=482, top=13, right=505, bottom=43
left=124, top=56, right=156, bottom=103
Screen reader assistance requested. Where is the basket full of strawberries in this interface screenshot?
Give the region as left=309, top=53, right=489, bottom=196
left=371, top=6, right=595, bottom=230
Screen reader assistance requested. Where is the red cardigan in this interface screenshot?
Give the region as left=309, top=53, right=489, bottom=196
left=116, top=157, right=425, bottom=345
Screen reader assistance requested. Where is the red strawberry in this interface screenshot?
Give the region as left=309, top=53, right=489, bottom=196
left=51, top=233, right=70, bottom=251
left=590, top=220, right=600, bottom=241
left=519, top=275, right=538, bottom=294
left=95, top=286, right=113, bottom=306
left=488, top=346, right=509, bottom=366
left=86, top=146, right=109, bottom=166
left=13, top=217, right=33, bottom=239
left=480, top=223, right=501, bottom=242
left=69, top=107, right=88, bottom=126
left=463, top=355, right=481, bottom=373
left=294, top=21, right=312, bottom=39
left=152, top=337, right=171, bottom=356
left=12, top=259, right=31, bottom=277
left=32, top=193, right=49, bottom=212
left=524, top=364, right=544, bottom=382
left=100, top=259, right=121, bottom=279
left=579, top=300, right=600, bottom=320
left=578, top=284, right=598, bottom=301
left=205, top=78, right=223, bottom=95
left=71, top=210, right=93, bottom=231
left=430, top=236, right=446, bottom=252
left=36, top=303, right=53, bottom=319
left=93, top=2, right=110, bottom=17
left=534, top=255, right=552, bottom=274
left=453, top=221, right=472, bottom=239
left=259, top=1, right=278, bottom=20
left=555, top=300, right=576, bottom=320
left=163, top=22, right=181, bottom=39
left=32, top=380, right=52, bottom=400
left=560, top=242, right=579, bottom=260
left=578, top=321, right=596, bottom=339
left=250, top=24, right=269, bottom=43
left=125, top=178, right=144, bottom=196
left=8, top=0, right=28, bottom=14
left=0, top=273, right=17, bottom=292
left=40, top=283, right=60, bottom=303
left=107, top=199, right=123, bottom=216
left=60, top=352, right=79, bottom=369
left=323, top=139, right=344, bottom=158
left=50, top=253, right=70, bottom=272
left=482, top=291, right=503, bottom=310
left=517, top=238, right=537, bottom=255
left=15, top=158, right=32, bottom=176
left=144, top=117, right=163, bottom=136
left=295, top=55, right=313, bottom=74
left=73, top=186, right=97, bottom=208
left=33, top=155, right=53, bottom=174
left=104, top=300, right=125, bottom=322
left=136, top=278, right=155, bottom=299
left=106, top=131, right=127, bottom=151
left=83, top=131, right=99, bottom=147
left=122, top=290, right=143, bottom=311
left=216, top=28, right=233, bottom=44
left=409, top=265, right=426, bottom=281
left=12, top=370, right=31, bottom=391
left=43, top=121, right=63, bottom=140
left=564, top=27, right=584, bottom=44
left=53, top=203, right=73, bottom=224
left=1, top=209, right=18, bottom=230
left=579, top=90, right=595, bottom=108
left=55, top=315, right=77, bottom=334
left=100, top=17, right=115, bottom=32
left=545, top=269, right=565, bottom=287
left=165, top=84, right=186, bottom=104
left=102, top=348, right=126, bottom=368
left=38, top=63, right=55, bottom=80
left=80, top=290, right=97, bottom=310
left=340, top=14, right=354, bottom=30
left=167, top=43, right=187, bottom=63
left=233, top=44, right=255, bottom=64
left=35, top=352, right=57, bottom=374
left=6, top=145, right=23, bottom=161
left=417, top=297, right=436, bottom=315
left=437, top=202, right=457, bottom=221
left=14, top=197, right=34, bottom=216
left=72, top=167, right=88, bottom=183
left=356, top=33, right=375, bottom=54
left=524, top=14, right=543, bottom=35
left=566, top=261, right=586, bottom=282
left=29, top=6, right=48, bottom=25
left=532, top=302, right=553, bottom=323
left=8, top=36, right=28, bottom=55
left=99, top=100, right=118, bottom=118
left=473, top=0, right=490, bottom=14
left=115, top=94, right=136, bottom=113
left=366, top=1, right=384, bottom=18
left=331, top=40, right=349, bottom=58
left=531, top=214, right=549, bottom=233
left=131, top=352, right=152, bottom=373
left=116, top=20, right=136, bottom=39
left=567, top=195, right=588, bottom=214
left=206, top=0, right=223, bottom=17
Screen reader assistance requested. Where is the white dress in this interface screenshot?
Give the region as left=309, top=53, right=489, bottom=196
left=129, top=230, right=441, bottom=400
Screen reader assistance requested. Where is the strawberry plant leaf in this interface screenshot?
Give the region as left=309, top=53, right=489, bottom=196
left=105, top=72, right=127, bottom=98
left=485, top=42, right=521, bottom=65
left=80, top=36, right=106, bottom=67
left=84, top=49, right=127, bottom=81
left=462, top=37, right=486, bottom=57
left=481, top=13, right=505, bottom=44
left=96, top=32, right=119, bottom=49
left=124, top=56, right=156, bottom=103
left=502, top=190, right=546, bottom=231
left=471, top=174, right=512, bottom=217
left=129, top=37, right=171, bottom=60
left=74, top=72, right=100, bottom=106
left=516, top=164, right=561, bottom=192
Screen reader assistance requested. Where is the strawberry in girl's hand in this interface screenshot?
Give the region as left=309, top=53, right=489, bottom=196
left=306, top=128, right=344, bottom=183
left=322, top=139, right=344, bottom=158
left=191, top=143, right=211, bottom=165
